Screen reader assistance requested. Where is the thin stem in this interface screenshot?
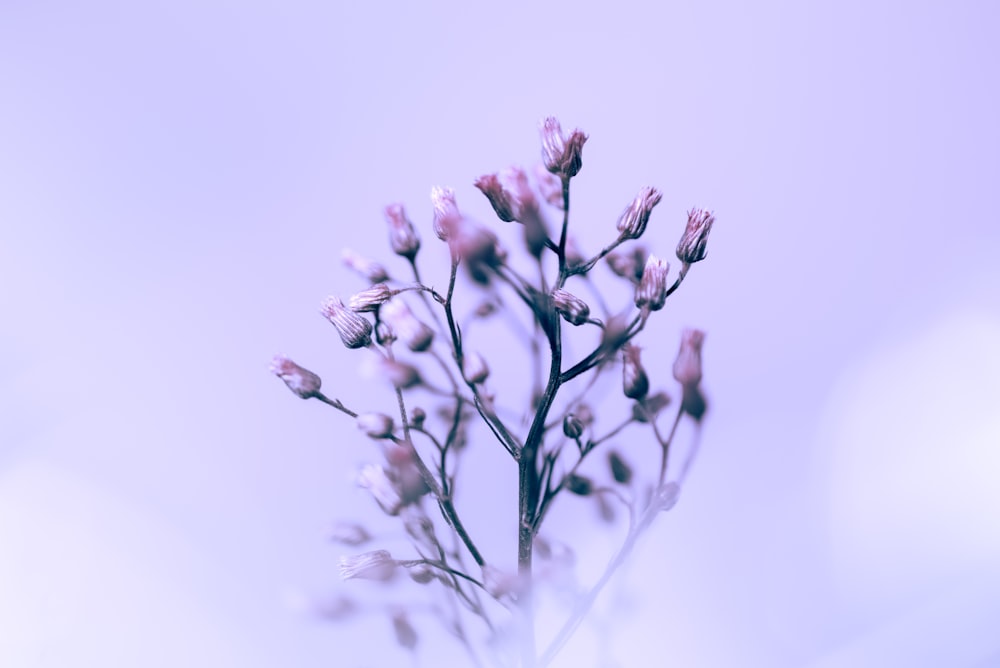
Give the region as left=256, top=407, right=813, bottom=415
left=314, top=392, right=358, bottom=417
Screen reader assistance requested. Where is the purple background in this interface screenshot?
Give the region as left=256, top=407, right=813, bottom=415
left=2, top=1, right=999, bottom=666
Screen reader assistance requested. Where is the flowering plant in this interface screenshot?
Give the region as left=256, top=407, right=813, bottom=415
left=272, top=117, right=714, bottom=667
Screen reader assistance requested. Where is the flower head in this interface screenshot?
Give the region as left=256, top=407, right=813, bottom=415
left=676, top=208, right=715, bottom=264
left=384, top=203, right=420, bottom=260
left=622, top=343, right=649, bottom=400
left=357, top=464, right=403, bottom=515
left=380, top=299, right=434, bottom=352
left=474, top=173, right=518, bottom=223
left=635, top=254, right=669, bottom=311
left=341, top=248, right=389, bottom=284
left=320, top=296, right=373, bottom=349
left=431, top=186, right=461, bottom=241
left=338, top=549, right=396, bottom=581
left=348, top=283, right=393, bottom=313
left=616, top=187, right=662, bottom=241
left=672, top=328, right=705, bottom=388
left=463, top=350, right=490, bottom=385
left=540, top=117, right=588, bottom=178
left=356, top=412, right=395, bottom=439
left=551, top=288, right=590, bottom=326
left=269, top=355, right=322, bottom=399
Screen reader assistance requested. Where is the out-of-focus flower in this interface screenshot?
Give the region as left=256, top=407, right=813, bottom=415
left=329, top=521, right=372, bottom=546
left=608, top=450, right=633, bottom=485
left=356, top=412, right=395, bottom=439
left=431, top=186, right=461, bottom=241
left=341, top=248, right=389, bottom=283
left=565, top=473, right=593, bottom=496
left=357, top=464, right=403, bottom=515
left=672, top=328, right=705, bottom=388
left=380, top=358, right=423, bottom=389
left=622, top=343, right=649, bottom=400
left=391, top=610, right=418, bottom=650
left=616, top=187, right=662, bottom=241
left=563, top=414, right=584, bottom=440
left=269, top=355, right=322, bottom=399
left=635, top=254, right=669, bottom=311
left=533, top=163, right=564, bottom=209
left=676, top=208, right=715, bottom=264
left=463, top=351, right=490, bottom=384
left=338, top=549, right=396, bottom=581
left=540, top=117, right=588, bottom=178
left=349, top=283, right=392, bottom=313
left=381, top=299, right=434, bottom=352
left=407, top=563, right=435, bottom=584
left=320, top=296, right=373, bottom=349
left=552, top=288, right=590, bottom=326
left=384, top=203, right=420, bottom=260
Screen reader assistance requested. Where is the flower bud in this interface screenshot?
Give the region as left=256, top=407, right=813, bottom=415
left=533, top=163, right=564, bottom=209
left=463, top=350, right=490, bottom=384
left=380, top=359, right=423, bottom=389
left=341, top=248, right=389, bottom=283
left=391, top=611, right=418, bottom=650
left=357, top=464, right=403, bottom=515
left=676, top=208, right=715, bottom=264
left=539, top=117, right=588, bottom=178
left=672, top=328, right=705, bottom=388
left=407, top=563, right=435, bottom=584
left=384, top=203, right=420, bottom=260
left=380, top=299, right=434, bottom=352
left=348, top=283, right=392, bottom=313
left=607, top=450, right=633, bottom=485
left=616, top=187, right=662, bottom=241
left=269, top=355, right=322, bottom=399
left=622, top=344, right=649, bottom=400
left=329, top=521, right=372, bottom=546
left=409, top=406, right=426, bottom=428
left=681, top=384, right=707, bottom=421
left=565, top=473, right=593, bottom=496
left=563, top=414, right=584, bottom=440
left=431, top=186, right=461, bottom=241
left=338, top=549, right=396, bottom=581
left=551, top=288, right=590, bottom=326
left=356, top=412, right=395, bottom=439
left=320, top=296, right=373, bottom=349
left=632, top=391, right=671, bottom=423
left=474, top=173, right=518, bottom=222
left=635, top=254, right=669, bottom=311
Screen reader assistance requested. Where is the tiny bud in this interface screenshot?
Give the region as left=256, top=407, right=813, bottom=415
left=635, top=254, right=669, bottom=311
left=622, top=344, right=649, bottom=400
left=341, top=248, right=389, bottom=284
left=269, top=355, right=322, bottom=399
left=329, top=521, right=372, bottom=546
left=431, top=186, right=461, bottom=241
left=357, top=464, right=403, bottom=515
left=672, top=328, right=705, bottom=388
left=408, top=563, right=435, bottom=584
left=463, top=350, right=490, bottom=384
left=409, top=406, right=426, bottom=428
left=356, top=412, right=395, bottom=439
left=384, top=203, right=421, bottom=260
left=320, top=296, right=373, bottom=349
left=539, top=116, right=588, bottom=178
left=654, top=481, right=681, bottom=512
left=607, top=450, right=633, bottom=485
left=381, top=299, right=434, bottom=352
left=474, top=173, right=518, bottom=222
left=565, top=473, right=593, bottom=496
left=533, top=163, right=564, bottom=209
left=348, top=283, right=392, bottom=312
left=676, top=208, right=715, bottom=264
left=338, top=549, right=396, bottom=581
left=391, top=611, right=418, bottom=650
left=616, top=187, right=663, bottom=241
left=551, top=288, right=590, bottom=326
left=563, top=414, right=584, bottom=440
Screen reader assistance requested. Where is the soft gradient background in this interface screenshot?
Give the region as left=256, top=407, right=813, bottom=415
left=2, top=1, right=999, bottom=666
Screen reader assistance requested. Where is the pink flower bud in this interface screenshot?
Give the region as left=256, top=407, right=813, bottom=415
left=269, top=355, right=322, bottom=399
left=380, top=359, right=423, bottom=389
left=348, top=283, right=392, bottom=312
left=551, top=288, right=590, bottom=326
left=463, top=350, right=490, bottom=384
left=338, top=549, right=396, bottom=581
left=539, top=117, right=588, bottom=178
left=672, top=328, right=705, bottom=388
left=635, top=254, right=669, bottom=311
left=622, top=343, right=649, bottom=400
left=384, top=203, right=421, bottom=260
left=356, top=412, right=395, bottom=438
left=341, top=248, right=389, bottom=283
left=407, top=563, right=435, bottom=584
left=616, top=187, right=662, bottom=241
left=380, top=299, right=434, bottom=352
left=676, top=208, right=715, bottom=264
left=563, top=414, right=584, bottom=440
left=474, top=173, right=518, bottom=222
left=431, top=186, right=461, bottom=241
left=320, top=296, right=373, bottom=349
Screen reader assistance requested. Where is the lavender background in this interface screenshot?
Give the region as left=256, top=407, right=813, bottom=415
left=2, top=1, right=999, bottom=666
